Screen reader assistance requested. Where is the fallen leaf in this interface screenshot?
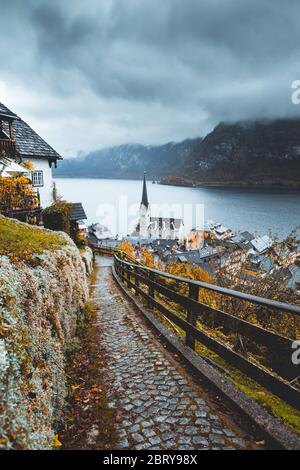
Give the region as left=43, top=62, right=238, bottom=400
left=52, top=434, right=62, bottom=448
left=255, top=440, right=265, bottom=446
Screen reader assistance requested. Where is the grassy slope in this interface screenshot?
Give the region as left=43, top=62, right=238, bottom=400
left=0, top=217, right=66, bottom=262
left=195, top=341, right=300, bottom=436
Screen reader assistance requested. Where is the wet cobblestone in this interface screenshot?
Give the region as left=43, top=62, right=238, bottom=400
left=93, top=258, right=256, bottom=450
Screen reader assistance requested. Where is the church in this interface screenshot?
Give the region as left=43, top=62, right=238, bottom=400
left=133, top=173, right=184, bottom=241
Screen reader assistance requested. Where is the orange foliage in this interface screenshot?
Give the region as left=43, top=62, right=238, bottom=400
left=0, top=175, right=39, bottom=212
left=167, top=261, right=213, bottom=283
left=118, top=240, right=135, bottom=258
left=166, top=261, right=218, bottom=307
left=22, top=160, right=35, bottom=171
left=140, top=250, right=155, bottom=268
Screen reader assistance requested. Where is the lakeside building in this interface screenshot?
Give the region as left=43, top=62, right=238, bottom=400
left=133, top=173, right=185, bottom=242
left=249, top=235, right=273, bottom=254
left=185, top=228, right=204, bottom=250
left=0, top=102, right=62, bottom=208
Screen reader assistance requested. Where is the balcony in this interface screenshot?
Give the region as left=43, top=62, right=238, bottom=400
left=0, top=191, right=42, bottom=225
left=0, top=139, right=17, bottom=159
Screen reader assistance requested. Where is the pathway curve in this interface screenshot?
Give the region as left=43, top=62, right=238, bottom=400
left=92, top=256, right=257, bottom=450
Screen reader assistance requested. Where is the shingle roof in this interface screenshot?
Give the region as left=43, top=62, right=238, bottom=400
left=198, top=246, right=219, bottom=258
left=287, top=264, right=300, bottom=290
left=70, top=203, right=87, bottom=221
left=251, top=235, right=273, bottom=253
left=214, top=225, right=230, bottom=235
left=0, top=102, right=61, bottom=161
left=152, top=239, right=180, bottom=248
left=166, top=248, right=218, bottom=263
left=165, top=252, right=214, bottom=274
left=0, top=102, right=18, bottom=120
left=240, top=231, right=254, bottom=241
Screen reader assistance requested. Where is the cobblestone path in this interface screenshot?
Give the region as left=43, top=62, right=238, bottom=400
left=92, top=257, right=256, bottom=450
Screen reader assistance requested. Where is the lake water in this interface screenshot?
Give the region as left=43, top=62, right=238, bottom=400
left=54, top=178, right=300, bottom=239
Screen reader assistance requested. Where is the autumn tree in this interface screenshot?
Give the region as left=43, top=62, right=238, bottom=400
left=166, top=261, right=218, bottom=307
left=118, top=240, right=135, bottom=259
left=0, top=175, right=39, bottom=213
left=140, top=249, right=155, bottom=268
left=0, top=155, right=40, bottom=222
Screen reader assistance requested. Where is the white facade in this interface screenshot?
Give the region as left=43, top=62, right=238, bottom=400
left=136, top=175, right=185, bottom=242
left=29, top=158, right=54, bottom=208
left=149, top=218, right=185, bottom=242
left=139, top=202, right=151, bottom=238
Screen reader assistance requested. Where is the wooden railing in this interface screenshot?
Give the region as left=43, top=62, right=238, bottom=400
left=0, top=139, right=17, bottom=159
left=112, top=253, right=300, bottom=409
left=0, top=190, right=42, bottom=224
left=92, top=245, right=118, bottom=256
left=93, top=244, right=138, bottom=265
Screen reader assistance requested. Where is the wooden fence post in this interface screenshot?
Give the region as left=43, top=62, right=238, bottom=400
left=134, top=270, right=139, bottom=294
left=148, top=271, right=155, bottom=309
left=127, top=268, right=131, bottom=288
left=186, top=284, right=199, bottom=350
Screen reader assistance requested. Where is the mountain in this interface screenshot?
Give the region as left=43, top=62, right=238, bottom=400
left=54, top=118, right=300, bottom=187
left=54, top=139, right=202, bottom=180
left=186, top=118, right=300, bottom=186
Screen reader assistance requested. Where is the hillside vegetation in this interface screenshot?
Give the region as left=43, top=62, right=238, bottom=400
left=0, top=217, right=67, bottom=262
left=187, top=118, right=300, bottom=186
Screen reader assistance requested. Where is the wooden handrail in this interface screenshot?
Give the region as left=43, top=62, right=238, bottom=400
left=92, top=246, right=300, bottom=315
left=114, top=254, right=300, bottom=316
left=113, top=253, right=300, bottom=409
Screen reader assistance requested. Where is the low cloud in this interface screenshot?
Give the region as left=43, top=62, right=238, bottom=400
left=0, top=0, right=299, bottom=156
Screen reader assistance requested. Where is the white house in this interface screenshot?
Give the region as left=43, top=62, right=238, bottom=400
left=0, top=102, right=62, bottom=208
left=213, top=224, right=233, bottom=241
left=133, top=173, right=185, bottom=242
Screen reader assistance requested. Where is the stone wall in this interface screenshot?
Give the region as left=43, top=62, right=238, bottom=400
left=80, top=246, right=94, bottom=276
left=0, top=222, right=89, bottom=449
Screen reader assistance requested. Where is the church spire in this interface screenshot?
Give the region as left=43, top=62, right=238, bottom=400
left=141, top=171, right=149, bottom=208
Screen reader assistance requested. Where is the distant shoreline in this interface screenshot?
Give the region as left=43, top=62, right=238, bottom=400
left=162, top=182, right=300, bottom=190
left=54, top=175, right=300, bottom=191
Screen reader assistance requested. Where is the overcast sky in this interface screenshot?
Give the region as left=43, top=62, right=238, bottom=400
left=0, top=0, right=300, bottom=157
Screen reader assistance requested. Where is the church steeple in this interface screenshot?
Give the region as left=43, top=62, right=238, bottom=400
left=141, top=171, right=149, bottom=208
left=139, top=172, right=150, bottom=238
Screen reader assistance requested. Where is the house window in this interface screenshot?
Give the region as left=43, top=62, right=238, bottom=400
left=32, top=170, right=44, bottom=187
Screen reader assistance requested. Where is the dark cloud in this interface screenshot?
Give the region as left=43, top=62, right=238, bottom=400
left=0, top=0, right=299, bottom=156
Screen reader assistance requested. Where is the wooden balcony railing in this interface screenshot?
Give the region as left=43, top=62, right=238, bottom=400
left=0, top=139, right=17, bottom=159
left=0, top=191, right=42, bottom=225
